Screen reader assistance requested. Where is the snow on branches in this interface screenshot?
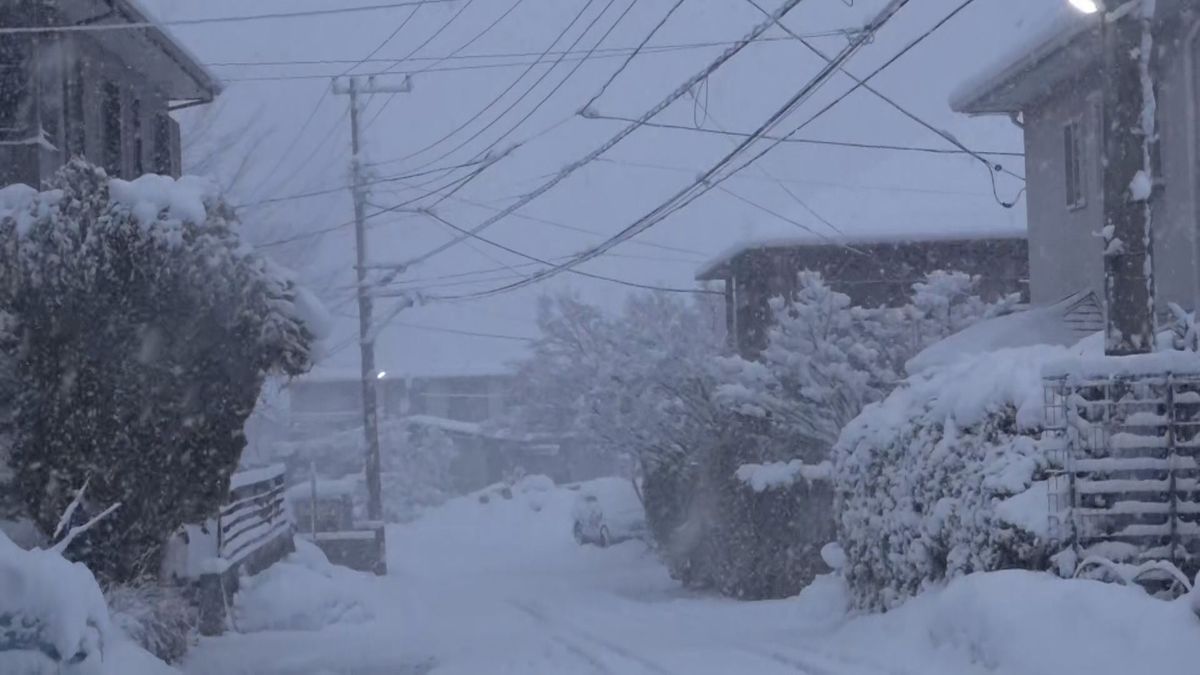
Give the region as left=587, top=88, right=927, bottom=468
left=0, top=161, right=323, bottom=582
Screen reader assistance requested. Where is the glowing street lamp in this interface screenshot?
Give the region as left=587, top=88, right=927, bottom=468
left=1068, top=0, right=1102, bottom=13
left=376, top=370, right=387, bottom=380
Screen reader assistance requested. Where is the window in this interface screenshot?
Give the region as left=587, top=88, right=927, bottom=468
left=101, top=81, right=122, bottom=177
left=0, top=37, right=31, bottom=139
left=64, top=61, right=84, bottom=157
left=1064, top=118, right=1085, bottom=210
left=153, top=113, right=174, bottom=175
left=130, top=98, right=143, bottom=175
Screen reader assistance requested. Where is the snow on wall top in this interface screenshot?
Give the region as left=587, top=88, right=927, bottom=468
left=694, top=227, right=1026, bottom=281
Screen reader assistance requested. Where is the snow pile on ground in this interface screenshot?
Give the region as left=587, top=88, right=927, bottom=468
left=232, top=538, right=372, bottom=633
left=840, top=571, right=1200, bottom=674
left=735, top=460, right=832, bottom=492
left=0, top=530, right=110, bottom=671
left=834, top=343, right=1092, bottom=609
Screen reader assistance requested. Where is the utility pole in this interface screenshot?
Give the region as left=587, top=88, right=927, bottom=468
left=332, top=75, right=411, bottom=521
left=1098, top=0, right=1158, bottom=355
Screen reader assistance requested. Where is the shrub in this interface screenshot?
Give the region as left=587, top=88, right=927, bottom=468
left=105, top=580, right=197, bottom=664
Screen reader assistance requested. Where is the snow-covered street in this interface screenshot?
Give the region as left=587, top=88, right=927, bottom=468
left=182, top=479, right=1200, bottom=675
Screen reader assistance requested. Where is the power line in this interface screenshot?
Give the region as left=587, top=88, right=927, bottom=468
left=386, top=321, right=535, bottom=342
left=242, top=8, right=423, bottom=206
left=405, top=0, right=638, bottom=175
left=436, top=0, right=912, bottom=302
left=0, top=0, right=463, bottom=34
left=582, top=113, right=1022, bottom=157
left=592, top=156, right=991, bottom=196
left=580, top=0, right=688, bottom=113
left=367, top=0, right=602, bottom=169
left=420, top=209, right=720, bottom=295
left=743, top=0, right=1024, bottom=206
left=363, top=0, right=530, bottom=133
left=236, top=158, right=489, bottom=209
left=203, top=33, right=849, bottom=69
left=395, top=0, right=812, bottom=272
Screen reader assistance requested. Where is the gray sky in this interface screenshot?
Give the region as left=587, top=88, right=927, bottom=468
left=139, top=0, right=1060, bottom=377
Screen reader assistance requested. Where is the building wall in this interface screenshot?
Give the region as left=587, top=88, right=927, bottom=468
left=0, top=24, right=180, bottom=187
left=1021, top=16, right=1200, bottom=312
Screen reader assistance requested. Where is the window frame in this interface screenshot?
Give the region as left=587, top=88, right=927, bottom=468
left=1064, top=117, right=1086, bottom=211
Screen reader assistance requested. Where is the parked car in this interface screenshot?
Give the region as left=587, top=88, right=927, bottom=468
left=571, top=478, right=648, bottom=547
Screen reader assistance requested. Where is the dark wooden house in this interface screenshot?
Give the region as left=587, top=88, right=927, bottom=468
left=0, top=0, right=219, bottom=186
left=696, top=232, right=1030, bottom=357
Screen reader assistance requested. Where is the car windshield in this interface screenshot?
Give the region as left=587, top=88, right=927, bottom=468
left=2, top=1, right=1196, bottom=674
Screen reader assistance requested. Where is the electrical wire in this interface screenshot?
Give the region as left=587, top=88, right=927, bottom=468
left=743, top=0, right=1025, bottom=207
left=203, top=33, right=850, bottom=69
left=580, top=0, right=688, bottom=113
left=583, top=113, right=1023, bottom=157
left=364, top=0, right=601, bottom=168
left=235, top=158, right=490, bottom=209
left=432, top=0, right=911, bottom=302
left=0, top=1, right=462, bottom=34
left=420, top=210, right=720, bottom=295
left=405, top=0, right=638, bottom=174
left=393, top=0, right=812, bottom=272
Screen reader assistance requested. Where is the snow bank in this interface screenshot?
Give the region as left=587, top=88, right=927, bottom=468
left=834, top=343, right=1092, bottom=609
left=233, top=538, right=372, bottom=633
left=734, top=460, right=832, bottom=492
left=0, top=531, right=109, bottom=671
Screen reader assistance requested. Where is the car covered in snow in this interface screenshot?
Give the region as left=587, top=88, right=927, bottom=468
left=571, top=477, right=648, bottom=547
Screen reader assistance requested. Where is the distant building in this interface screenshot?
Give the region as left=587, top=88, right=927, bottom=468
left=287, top=370, right=514, bottom=435
left=950, top=4, right=1200, bottom=311
left=0, top=0, right=219, bottom=186
left=696, top=232, right=1030, bottom=357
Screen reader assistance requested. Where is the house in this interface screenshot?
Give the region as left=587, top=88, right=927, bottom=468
left=0, top=0, right=218, bottom=186
left=696, top=232, right=1030, bottom=357
left=951, top=2, right=1200, bottom=312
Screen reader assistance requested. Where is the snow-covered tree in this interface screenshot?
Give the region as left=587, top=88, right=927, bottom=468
left=0, top=161, right=321, bottom=582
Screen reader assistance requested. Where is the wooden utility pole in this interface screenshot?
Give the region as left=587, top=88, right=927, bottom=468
left=1101, top=0, right=1158, bottom=355
left=332, top=75, right=411, bottom=521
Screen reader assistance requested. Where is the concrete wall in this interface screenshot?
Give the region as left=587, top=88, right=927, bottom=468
left=1021, top=15, right=1200, bottom=312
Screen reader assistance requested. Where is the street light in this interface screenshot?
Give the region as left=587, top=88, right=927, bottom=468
left=376, top=370, right=387, bottom=380
left=1068, top=0, right=1102, bottom=13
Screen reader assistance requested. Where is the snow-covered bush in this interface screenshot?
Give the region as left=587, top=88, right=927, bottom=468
left=104, top=581, right=195, bottom=664
left=0, top=162, right=321, bottom=582
left=833, top=345, right=1073, bottom=610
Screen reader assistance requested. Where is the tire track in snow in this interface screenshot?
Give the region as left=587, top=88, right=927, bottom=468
left=509, top=599, right=674, bottom=675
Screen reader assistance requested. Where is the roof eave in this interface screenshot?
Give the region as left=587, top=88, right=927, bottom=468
left=113, top=0, right=221, bottom=102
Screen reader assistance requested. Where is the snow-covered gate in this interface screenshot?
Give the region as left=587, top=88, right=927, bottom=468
left=1044, top=370, right=1200, bottom=576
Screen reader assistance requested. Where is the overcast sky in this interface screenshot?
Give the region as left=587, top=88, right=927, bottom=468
left=138, top=0, right=1064, bottom=378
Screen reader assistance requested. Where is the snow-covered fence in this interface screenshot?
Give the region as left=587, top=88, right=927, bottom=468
left=218, top=464, right=292, bottom=569
left=1044, top=364, right=1200, bottom=578
left=195, top=464, right=296, bottom=635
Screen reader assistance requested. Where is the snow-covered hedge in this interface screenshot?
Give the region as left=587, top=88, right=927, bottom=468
left=833, top=345, right=1075, bottom=610
left=0, top=161, right=323, bottom=582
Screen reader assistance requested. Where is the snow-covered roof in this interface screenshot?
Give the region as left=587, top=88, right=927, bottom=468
left=695, top=227, right=1026, bottom=281
left=65, top=0, right=221, bottom=102
left=906, top=291, right=1104, bottom=374
left=950, top=10, right=1097, bottom=114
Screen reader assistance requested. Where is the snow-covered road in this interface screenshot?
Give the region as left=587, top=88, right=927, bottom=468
left=183, top=478, right=1200, bottom=675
